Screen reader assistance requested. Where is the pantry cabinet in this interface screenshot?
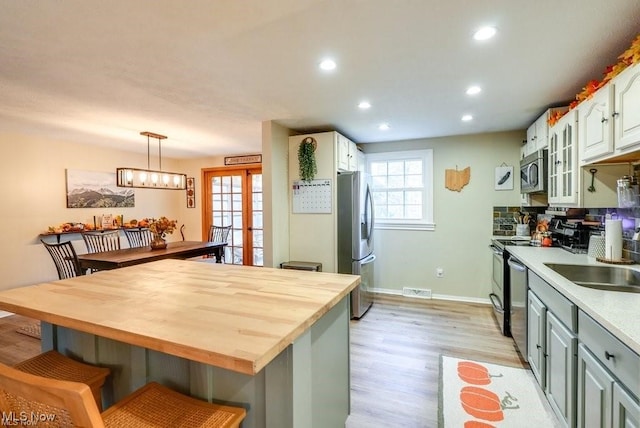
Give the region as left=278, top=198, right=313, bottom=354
left=549, top=110, right=578, bottom=205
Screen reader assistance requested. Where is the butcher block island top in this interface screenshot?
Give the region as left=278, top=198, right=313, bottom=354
left=0, top=259, right=360, bottom=375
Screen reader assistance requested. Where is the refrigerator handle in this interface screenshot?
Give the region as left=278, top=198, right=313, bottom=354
left=361, top=254, right=376, bottom=265
left=364, top=184, right=374, bottom=243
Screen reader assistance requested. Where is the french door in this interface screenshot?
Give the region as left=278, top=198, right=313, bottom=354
left=203, top=166, right=263, bottom=266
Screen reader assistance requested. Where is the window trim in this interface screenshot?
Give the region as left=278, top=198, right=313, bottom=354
left=366, top=149, right=435, bottom=231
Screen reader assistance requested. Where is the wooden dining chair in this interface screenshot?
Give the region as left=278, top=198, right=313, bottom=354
left=41, top=239, right=85, bottom=279
left=208, top=225, right=231, bottom=262
left=82, top=230, right=121, bottom=253
left=0, top=362, right=246, bottom=428
left=123, top=227, right=152, bottom=248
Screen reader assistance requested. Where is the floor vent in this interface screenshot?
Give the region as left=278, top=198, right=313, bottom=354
left=402, top=287, right=432, bottom=299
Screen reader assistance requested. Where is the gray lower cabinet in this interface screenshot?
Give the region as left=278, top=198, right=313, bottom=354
left=528, top=290, right=546, bottom=387
left=528, top=271, right=578, bottom=428
left=577, top=310, right=640, bottom=428
left=547, top=311, right=578, bottom=428
left=613, top=383, right=640, bottom=428
left=577, top=343, right=615, bottom=427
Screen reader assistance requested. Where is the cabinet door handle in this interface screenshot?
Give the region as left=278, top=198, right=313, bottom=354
left=604, top=351, right=615, bottom=360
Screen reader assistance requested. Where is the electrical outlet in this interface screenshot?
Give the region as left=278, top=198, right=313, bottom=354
left=436, top=268, right=444, bottom=278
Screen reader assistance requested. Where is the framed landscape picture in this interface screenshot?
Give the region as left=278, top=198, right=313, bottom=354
left=66, top=169, right=135, bottom=208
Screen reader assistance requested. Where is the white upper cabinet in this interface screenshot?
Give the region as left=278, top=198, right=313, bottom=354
left=548, top=110, right=578, bottom=206
left=337, top=134, right=358, bottom=171
left=579, top=84, right=614, bottom=163
left=613, top=62, right=640, bottom=151
left=578, top=62, right=640, bottom=164
left=524, top=108, right=567, bottom=158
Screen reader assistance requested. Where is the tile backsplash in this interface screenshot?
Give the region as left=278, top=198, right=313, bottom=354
left=492, top=206, right=546, bottom=236
left=493, top=205, right=640, bottom=262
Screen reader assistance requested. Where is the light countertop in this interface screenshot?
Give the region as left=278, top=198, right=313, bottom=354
left=0, top=259, right=360, bottom=375
left=506, top=246, right=640, bottom=356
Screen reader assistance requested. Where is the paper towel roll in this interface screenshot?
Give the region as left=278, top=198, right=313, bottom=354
left=605, top=219, right=623, bottom=260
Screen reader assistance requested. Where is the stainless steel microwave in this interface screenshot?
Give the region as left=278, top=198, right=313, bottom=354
left=520, top=149, right=548, bottom=194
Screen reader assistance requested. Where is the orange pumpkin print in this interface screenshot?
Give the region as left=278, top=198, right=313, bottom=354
left=458, top=361, right=491, bottom=385
left=459, top=386, right=504, bottom=422
left=464, top=421, right=496, bottom=428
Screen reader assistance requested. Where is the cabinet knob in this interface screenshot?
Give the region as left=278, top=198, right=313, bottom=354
left=601, top=117, right=608, bottom=123
left=555, top=160, right=562, bottom=165
left=536, top=344, right=542, bottom=350
left=604, top=351, right=615, bottom=360
left=612, top=111, right=619, bottom=118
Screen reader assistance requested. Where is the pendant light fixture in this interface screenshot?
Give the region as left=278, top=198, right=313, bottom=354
left=116, top=131, right=187, bottom=190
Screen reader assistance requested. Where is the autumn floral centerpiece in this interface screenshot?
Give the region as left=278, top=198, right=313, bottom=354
left=148, top=216, right=177, bottom=249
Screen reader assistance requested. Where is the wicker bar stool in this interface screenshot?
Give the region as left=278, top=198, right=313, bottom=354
left=0, top=362, right=246, bottom=428
left=101, top=382, right=246, bottom=427
left=14, top=350, right=110, bottom=411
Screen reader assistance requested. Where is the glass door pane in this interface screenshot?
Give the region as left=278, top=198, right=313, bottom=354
left=204, top=166, right=262, bottom=266
left=251, top=173, right=263, bottom=266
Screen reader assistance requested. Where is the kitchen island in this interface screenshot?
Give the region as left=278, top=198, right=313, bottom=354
left=0, top=259, right=360, bottom=428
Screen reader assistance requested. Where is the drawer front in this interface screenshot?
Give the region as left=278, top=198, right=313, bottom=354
left=578, top=310, right=640, bottom=399
left=528, top=271, right=577, bottom=332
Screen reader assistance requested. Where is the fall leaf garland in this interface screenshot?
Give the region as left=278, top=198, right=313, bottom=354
left=548, top=33, right=640, bottom=126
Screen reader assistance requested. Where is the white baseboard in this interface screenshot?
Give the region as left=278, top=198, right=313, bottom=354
left=0, top=310, right=15, bottom=318
left=372, top=287, right=490, bottom=305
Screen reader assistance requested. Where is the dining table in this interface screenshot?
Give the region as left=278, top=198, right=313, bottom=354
left=77, top=240, right=227, bottom=271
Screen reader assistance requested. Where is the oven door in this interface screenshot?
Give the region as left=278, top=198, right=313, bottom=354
left=489, top=244, right=507, bottom=336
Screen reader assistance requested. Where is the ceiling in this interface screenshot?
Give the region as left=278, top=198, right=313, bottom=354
left=1, top=1, right=639, bottom=158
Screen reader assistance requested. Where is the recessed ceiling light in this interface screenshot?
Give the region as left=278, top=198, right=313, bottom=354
left=378, top=123, right=390, bottom=131
left=319, top=59, right=337, bottom=71
left=473, top=26, right=497, bottom=41
left=466, top=86, right=482, bottom=95
left=358, top=101, right=371, bottom=109
left=461, top=115, right=473, bottom=122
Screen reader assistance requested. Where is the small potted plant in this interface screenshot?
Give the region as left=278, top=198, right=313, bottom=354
left=298, top=137, right=317, bottom=182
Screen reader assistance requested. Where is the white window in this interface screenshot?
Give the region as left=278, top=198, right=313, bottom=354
left=367, top=150, right=434, bottom=231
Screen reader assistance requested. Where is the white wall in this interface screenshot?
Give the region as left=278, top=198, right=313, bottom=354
left=361, top=131, right=523, bottom=301
left=262, top=121, right=292, bottom=268
left=0, top=132, right=185, bottom=289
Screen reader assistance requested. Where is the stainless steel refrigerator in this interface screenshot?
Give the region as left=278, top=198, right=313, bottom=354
left=337, top=171, right=375, bottom=319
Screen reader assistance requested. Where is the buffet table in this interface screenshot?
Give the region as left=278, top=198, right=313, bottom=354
left=0, top=260, right=360, bottom=428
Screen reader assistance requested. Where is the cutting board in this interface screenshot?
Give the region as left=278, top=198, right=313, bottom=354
left=445, top=166, right=470, bottom=191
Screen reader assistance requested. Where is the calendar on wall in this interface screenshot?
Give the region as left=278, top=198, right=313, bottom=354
left=292, top=179, right=332, bottom=214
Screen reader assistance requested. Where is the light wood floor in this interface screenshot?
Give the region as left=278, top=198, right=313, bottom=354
left=346, top=294, right=525, bottom=428
left=0, top=296, right=524, bottom=428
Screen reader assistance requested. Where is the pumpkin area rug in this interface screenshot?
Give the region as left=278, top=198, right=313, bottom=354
left=439, top=355, right=559, bottom=427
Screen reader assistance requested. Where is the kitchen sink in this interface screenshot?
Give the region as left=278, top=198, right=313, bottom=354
left=543, top=263, right=640, bottom=293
